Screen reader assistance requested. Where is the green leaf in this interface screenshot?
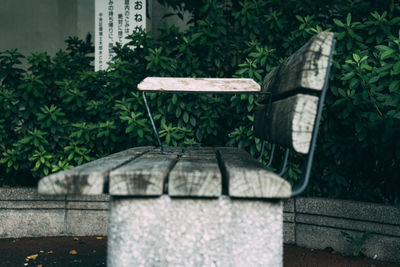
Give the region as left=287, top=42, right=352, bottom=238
left=352, top=53, right=360, bottom=62
left=346, top=13, right=352, bottom=25
left=176, top=107, right=182, bottom=118
left=336, top=32, right=346, bottom=40
left=183, top=112, right=189, bottom=123
left=375, top=45, right=391, bottom=52
left=349, top=79, right=360, bottom=89
left=393, top=61, right=400, bottom=74
left=389, top=80, right=400, bottom=92
left=333, top=18, right=344, bottom=27
left=236, top=68, right=247, bottom=75
left=191, top=32, right=202, bottom=41
left=342, top=72, right=355, bottom=81
left=369, top=76, right=379, bottom=83
left=190, top=117, right=196, bottom=127
left=137, top=129, right=144, bottom=138
left=295, top=15, right=304, bottom=22
left=361, top=64, right=372, bottom=71
left=380, top=49, right=395, bottom=60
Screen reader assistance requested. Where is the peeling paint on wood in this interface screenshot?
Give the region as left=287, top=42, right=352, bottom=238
left=138, top=77, right=260, bottom=93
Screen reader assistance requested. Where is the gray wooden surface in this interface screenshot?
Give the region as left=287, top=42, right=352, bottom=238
left=259, top=31, right=334, bottom=100
left=254, top=94, right=319, bottom=154
left=38, top=147, right=152, bottom=195
left=38, top=146, right=291, bottom=198
left=138, top=77, right=260, bottom=93
left=254, top=31, right=335, bottom=153
left=217, top=147, right=291, bottom=198
left=168, top=147, right=222, bottom=197
left=109, top=147, right=181, bottom=196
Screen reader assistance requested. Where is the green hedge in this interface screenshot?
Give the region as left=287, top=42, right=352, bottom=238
left=0, top=0, right=399, bottom=204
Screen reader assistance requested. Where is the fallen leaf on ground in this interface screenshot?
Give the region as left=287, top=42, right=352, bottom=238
left=26, top=254, right=38, bottom=261
left=69, top=249, right=78, bottom=255
left=96, top=237, right=104, bottom=240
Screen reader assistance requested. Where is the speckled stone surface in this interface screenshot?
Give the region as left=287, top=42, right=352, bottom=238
left=108, top=196, right=283, bottom=267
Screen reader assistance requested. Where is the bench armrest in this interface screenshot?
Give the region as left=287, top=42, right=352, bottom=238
left=137, top=77, right=260, bottom=94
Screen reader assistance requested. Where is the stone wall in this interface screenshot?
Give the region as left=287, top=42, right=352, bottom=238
left=1, top=188, right=399, bottom=263
left=283, top=198, right=400, bottom=263
left=0, top=188, right=108, bottom=237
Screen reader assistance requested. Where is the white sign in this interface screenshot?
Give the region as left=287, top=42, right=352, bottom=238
left=95, top=0, right=146, bottom=71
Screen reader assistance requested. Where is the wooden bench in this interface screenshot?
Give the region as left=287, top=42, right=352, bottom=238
left=38, top=32, right=335, bottom=267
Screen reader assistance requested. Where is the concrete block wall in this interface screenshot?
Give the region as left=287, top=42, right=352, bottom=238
left=0, top=188, right=109, bottom=238
left=1, top=188, right=399, bottom=263
left=285, top=198, right=400, bottom=263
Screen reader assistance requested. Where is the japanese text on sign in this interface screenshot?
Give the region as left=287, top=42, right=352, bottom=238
left=95, top=0, right=146, bottom=71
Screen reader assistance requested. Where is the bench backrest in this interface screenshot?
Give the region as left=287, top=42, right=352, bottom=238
left=254, top=32, right=335, bottom=154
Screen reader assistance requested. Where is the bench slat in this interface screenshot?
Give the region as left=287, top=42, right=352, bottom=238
left=38, top=147, right=152, bottom=195
left=217, top=147, right=291, bottom=198
left=109, top=147, right=182, bottom=196
left=138, top=78, right=260, bottom=93
left=254, top=94, right=318, bottom=154
left=259, top=31, right=334, bottom=102
left=168, top=147, right=222, bottom=197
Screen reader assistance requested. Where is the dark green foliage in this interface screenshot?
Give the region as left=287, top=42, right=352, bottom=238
left=0, top=0, right=399, bottom=204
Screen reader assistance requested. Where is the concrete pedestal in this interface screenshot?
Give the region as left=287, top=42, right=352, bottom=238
left=107, top=196, right=283, bottom=267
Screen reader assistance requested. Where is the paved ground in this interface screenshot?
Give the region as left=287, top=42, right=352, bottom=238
left=0, top=236, right=398, bottom=267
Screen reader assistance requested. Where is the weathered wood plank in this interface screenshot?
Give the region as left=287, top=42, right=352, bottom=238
left=138, top=77, right=260, bottom=93
left=38, top=147, right=153, bottom=195
left=109, top=147, right=181, bottom=196
left=168, top=147, right=222, bottom=197
left=259, top=31, right=334, bottom=102
left=254, top=94, right=318, bottom=154
left=217, top=147, right=291, bottom=198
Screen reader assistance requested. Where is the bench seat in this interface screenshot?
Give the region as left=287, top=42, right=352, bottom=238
left=38, top=146, right=289, bottom=266
left=38, top=146, right=291, bottom=198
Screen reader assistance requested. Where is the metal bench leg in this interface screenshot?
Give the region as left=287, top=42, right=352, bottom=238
left=142, top=92, right=163, bottom=153
left=278, top=149, right=290, bottom=176
left=258, top=141, right=276, bottom=168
